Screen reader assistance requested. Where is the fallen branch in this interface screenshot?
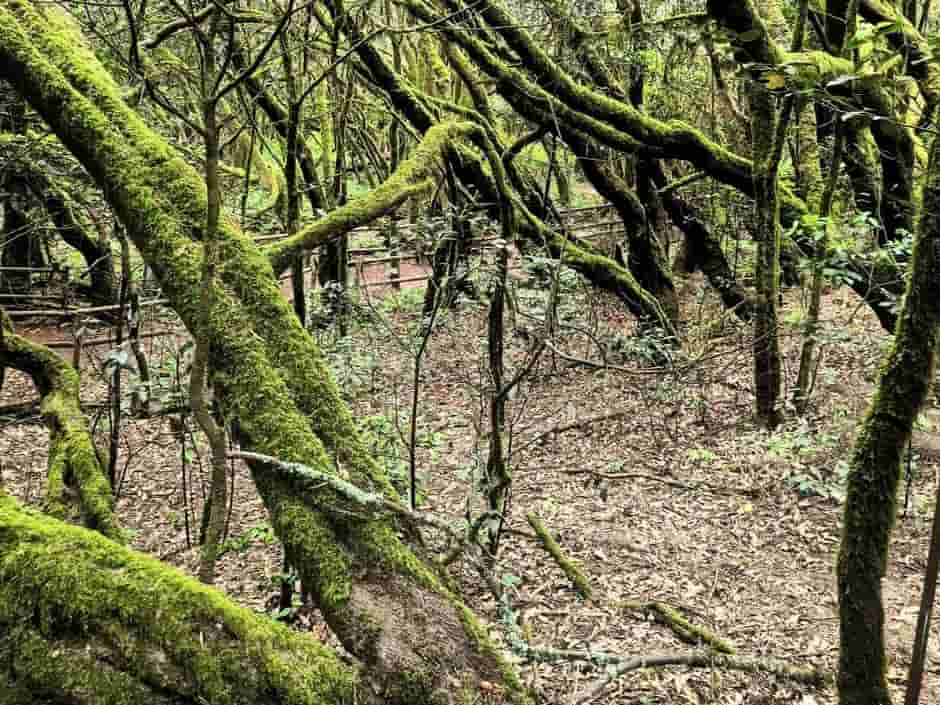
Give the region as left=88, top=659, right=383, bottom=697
left=570, top=649, right=828, bottom=705
left=615, top=600, right=736, bottom=654
left=526, top=512, right=592, bottom=600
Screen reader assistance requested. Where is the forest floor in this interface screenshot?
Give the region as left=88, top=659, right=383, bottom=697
left=3, top=267, right=940, bottom=705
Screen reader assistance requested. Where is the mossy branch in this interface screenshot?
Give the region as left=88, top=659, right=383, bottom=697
left=0, top=493, right=366, bottom=705
left=265, top=121, right=475, bottom=275
left=526, top=513, right=592, bottom=600
left=615, top=600, right=736, bottom=654
left=0, top=133, right=116, bottom=304
left=0, top=309, right=119, bottom=540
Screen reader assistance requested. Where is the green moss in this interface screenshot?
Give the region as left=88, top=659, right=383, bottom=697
left=0, top=317, right=119, bottom=539
left=0, top=494, right=360, bottom=704
left=265, top=121, right=473, bottom=275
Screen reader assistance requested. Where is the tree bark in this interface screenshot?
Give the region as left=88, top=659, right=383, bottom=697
left=836, top=116, right=940, bottom=705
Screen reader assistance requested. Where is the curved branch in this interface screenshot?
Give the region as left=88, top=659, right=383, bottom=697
left=264, top=121, right=467, bottom=274
left=0, top=309, right=119, bottom=539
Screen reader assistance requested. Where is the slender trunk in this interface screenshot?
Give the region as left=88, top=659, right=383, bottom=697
left=904, top=472, right=940, bottom=705
left=837, top=123, right=940, bottom=705
left=749, top=84, right=783, bottom=429
left=794, top=122, right=845, bottom=413
left=194, top=19, right=230, bottom=586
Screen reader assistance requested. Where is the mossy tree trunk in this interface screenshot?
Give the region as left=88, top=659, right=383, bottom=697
left=0, top=493, right=370, bottom=705
left=0, top=3, right=523, bottom=702
left=748, top=81, right=783, bottom=429
left=836, top=117, right=940, bottom=705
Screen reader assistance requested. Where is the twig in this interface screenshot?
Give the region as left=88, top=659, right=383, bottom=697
left=570, top=649, right=827, bottom=705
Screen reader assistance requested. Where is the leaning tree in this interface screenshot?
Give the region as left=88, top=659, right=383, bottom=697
left=0, top=1, right=526, bottom=702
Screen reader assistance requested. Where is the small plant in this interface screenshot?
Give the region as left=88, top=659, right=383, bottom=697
left=218, top=522, right=276, bottom=556
left=381, top=286, right=428, bottom=315
left=687, top=447, right=718, bottom=463
left=358, top=413, right=437, bottom=505
left=603, top=328, right=674, bottom=366
left=785, top=459, right=852, bottom=502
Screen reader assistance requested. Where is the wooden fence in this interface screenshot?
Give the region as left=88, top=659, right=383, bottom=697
left=1, top=204, right=620, bottom=351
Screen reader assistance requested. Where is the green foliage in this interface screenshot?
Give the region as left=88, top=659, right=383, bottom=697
left=357, top=414, right=440, bottom=505
left=764, top=425, right=850, bottom=501
left=786, top=459, right=852, bottom=502
left=219, top=522, right=277, bottom=556
left=313, top=329, right=381, bottom=400
left=687, top=447, right=719, bottom=463
left=602, top=328, right=675, bottom=366
left=380, top=286, right=428, bottom=315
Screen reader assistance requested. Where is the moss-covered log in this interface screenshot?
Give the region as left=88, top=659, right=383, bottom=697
left=0, top=494, right=367, bottom=705
left=0, top=2, right=523, bottom=701
left=0, top=309, right=118, bottom=539
left=836, top=125, right=940, bottom=705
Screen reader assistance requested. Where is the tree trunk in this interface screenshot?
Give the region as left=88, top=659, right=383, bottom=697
left=0, top=493, right=369, bottom=705
left=0, top=3, right=524, bottom=701
left=749, top=83, right=783, bottom=429
left=837, top=117, right=940, bottom=705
